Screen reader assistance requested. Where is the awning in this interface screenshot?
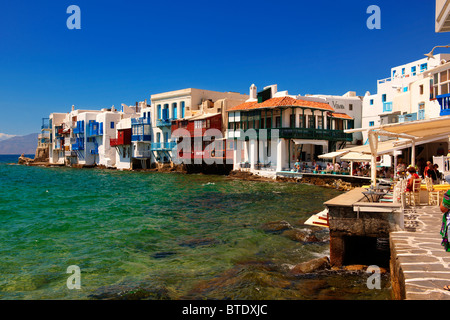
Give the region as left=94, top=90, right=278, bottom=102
left=378, top=115, right=450, bottom=138
left=292, top=139, right=328, bottom=146
left=340, top=152, right=371, bottom=161
left=318, top=150, right=350, bottom=159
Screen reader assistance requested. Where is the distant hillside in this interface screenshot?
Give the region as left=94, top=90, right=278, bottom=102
left=0, top=133, right=38, bottom=155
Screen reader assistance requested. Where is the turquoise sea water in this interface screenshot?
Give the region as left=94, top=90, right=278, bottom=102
left=0, top=155, right=391, bottom=300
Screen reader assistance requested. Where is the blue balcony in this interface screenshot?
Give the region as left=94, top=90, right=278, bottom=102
left=151, top=141, right=176, bottom=151
left=87, top=121, right=102, bottom=137
left=72, top=138, right=84, bottom=151
left=383, top=102, right=393, bottom=113
left=437, top=93, right=450, bottom=116
left=73, top=120, right=85, bottom=135
left=41, top=118, right=50, bottom=130
left=132, top=134, right=152, bottom=142
left=131, top=117, right=151, bottom=125
left=156, top=118, right=173, bottom=127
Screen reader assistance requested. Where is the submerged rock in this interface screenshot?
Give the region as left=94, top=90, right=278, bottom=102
left=290, top=256, right=330, bottom=274
left=152, top=251, right=177, bottom=259
left=282, top=228, right=320, bottom=243
left=178, top=237, right=221, bottom=248
left=260, top=220, right=293, bottom=233
left=89, top=281, right=174, bottom=300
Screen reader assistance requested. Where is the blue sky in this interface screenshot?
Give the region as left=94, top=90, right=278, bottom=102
left=0, top=0, right=449, bottom=135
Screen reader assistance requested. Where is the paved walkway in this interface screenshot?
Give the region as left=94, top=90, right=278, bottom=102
left=390, top=205, right=450, bottom=299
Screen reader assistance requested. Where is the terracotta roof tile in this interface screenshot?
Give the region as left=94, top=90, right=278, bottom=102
left=227, top=96, right=335, bottom=112
left=331, top=112, right=353, bottom=120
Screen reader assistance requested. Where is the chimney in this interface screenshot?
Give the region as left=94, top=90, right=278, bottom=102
left=71, top=105, right=75, bottom=112
left=247, top=84, right=257, bottom=102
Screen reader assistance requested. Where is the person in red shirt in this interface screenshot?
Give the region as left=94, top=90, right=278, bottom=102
left=406, top=166, right=420, bottom=192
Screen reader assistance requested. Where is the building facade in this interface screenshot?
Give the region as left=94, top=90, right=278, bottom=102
left=361, top=54, right=450, bottom=142
left=227, top=85, right=353, bottom=175
left=150, top=88, right=248, bottom=165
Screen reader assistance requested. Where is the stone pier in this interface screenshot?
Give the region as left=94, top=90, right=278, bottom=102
left=390, top=206, right=450, bottom=300
left=325, top=187, right=450, bottom=300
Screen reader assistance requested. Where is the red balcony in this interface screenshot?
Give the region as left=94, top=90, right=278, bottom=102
left=110, top=128, right=132, bottom=147
left=171, top=114, right=223, bottom=137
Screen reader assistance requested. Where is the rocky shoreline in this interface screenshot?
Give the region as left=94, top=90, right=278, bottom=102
left=17, top=154, right=358, bottom=192
left=86, top=218, right=388, bottom=300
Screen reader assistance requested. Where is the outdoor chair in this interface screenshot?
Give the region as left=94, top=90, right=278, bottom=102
left=405, top=178, right=421, bottom=206
left=425, top=177, right=443, bottom=206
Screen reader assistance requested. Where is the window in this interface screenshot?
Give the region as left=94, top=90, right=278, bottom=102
left=308, top=115, right=315, bottom=129
left=441, top=71, right=448, bottom=83
left=181, top=101, right=185, bottom=118
left=290, top=114, right=295, bottom=128
left=349, top=104, right=353, bottom=111
left=403, top=87, right=408, bottom=92
left=110, top=122, right=114, bottom=129
left=419, top=85, right=424, bottom=95
left=402, top=68, right=405, bottom=75
left=172, top=102, right=177, bottom=119
left=370, top=99, right=374, bottom=105
left=392, top=70, right=396, bottom=78
left=157, top=105, right=161, bottom=119
left=298, top=115, right=306, bottom=128
left=420, top=63, right=428, bottom=72
left=317, top=116, right=323, bottom=129
left=382, top=94, right=386, bottom=102
left=369, top=121, right=375, bottom=127
left=411, top=66, right=416, bottom=76
left=156, top=132, right=160, bottom=143
left=275, top=116, right=281, bottom=128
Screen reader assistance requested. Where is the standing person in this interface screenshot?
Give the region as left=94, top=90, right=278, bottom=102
left=424, top=161, right=432, bottom=178
left=428, top=163, right=438, bottom=183
left=440, top=191, right=450, bottom=291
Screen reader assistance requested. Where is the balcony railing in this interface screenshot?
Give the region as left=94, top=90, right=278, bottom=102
left=156, top=118, right=173, bottom=127
left=72, top=139, right=84, bottom=151
left=230, top=128, right=352, bottom=142
left=278, top=128, right=353, bottom=141
left=131, top=117, right=151, bottom=125
left=151, top=141, right=177, bottom=151
left=131, top=134, right=152, bottom=142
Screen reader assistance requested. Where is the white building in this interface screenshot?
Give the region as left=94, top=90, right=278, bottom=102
left=361, top=54, right=450, bottom=142
left=130, top=101, right=153, bottom=169
left=302, top=91, right=363, bottom=145
left=150, top=88, right=248, bottom=165
left=227, top=84, right=354, bottom=176
left=48, top=113, right=67, bottom=165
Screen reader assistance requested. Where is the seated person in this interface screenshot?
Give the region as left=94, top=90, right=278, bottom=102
left=406, top=166, right=420, bottom=192
left=294, top=160, right=301, bottom=172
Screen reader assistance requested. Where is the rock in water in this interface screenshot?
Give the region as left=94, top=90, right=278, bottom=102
left=282, top=228, right=320, bottom=243
left=260, top=220, right=293, bottom=233
left=290, top=256, right=330, bottom=274
left=178, top=237, right=221, bottom=248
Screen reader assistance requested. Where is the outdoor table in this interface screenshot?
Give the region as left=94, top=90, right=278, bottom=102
left=362, top=190, right=387, bottom=202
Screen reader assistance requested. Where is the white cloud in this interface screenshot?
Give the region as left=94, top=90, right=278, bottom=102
left=0, top=133, right=17, bottom=141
